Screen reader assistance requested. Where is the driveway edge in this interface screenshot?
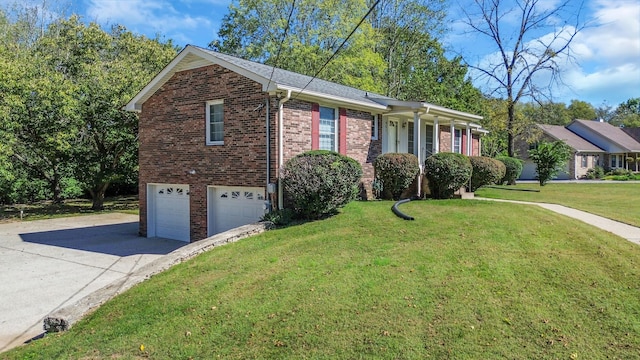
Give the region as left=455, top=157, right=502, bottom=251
left=43, top=221, right=274, bottom=333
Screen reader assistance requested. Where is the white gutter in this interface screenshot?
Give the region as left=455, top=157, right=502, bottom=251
left=278, top=90, right=292, bottom=210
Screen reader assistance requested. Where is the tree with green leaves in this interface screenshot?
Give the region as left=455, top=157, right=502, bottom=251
left=529, top=141, right=572, bottom=186
left=567, top=99, right=596, bottom=121
left=610, top=98, right=640, bottom=128
left=37, top=16, right=177, bottom=209
left=211, top=0, right=386, bottom=93
left=460, top=0, right=585, bottom=157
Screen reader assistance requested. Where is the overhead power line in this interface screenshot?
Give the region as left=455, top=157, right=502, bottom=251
left=266, top=0, right=296, bottom=91
left=293, top=0, right=382, bottom=100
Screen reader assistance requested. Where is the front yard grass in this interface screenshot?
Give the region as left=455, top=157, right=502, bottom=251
left=4, top=200, right=639, bottom=359
left=476, top=182, right=640, bottom=227
left=0, top=196, right=139, bottom=222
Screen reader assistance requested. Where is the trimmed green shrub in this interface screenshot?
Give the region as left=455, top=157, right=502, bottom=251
left=373, top=153, right=420, bottom=200
left=423, top=152, right=472, bottom=199
left=469, top=156, right=506, bottom=192
left=586, top=166, right=605, bottom=179
left=496, top=156, right=523, bottom=185
left=282, top=150, right=362, bottom=220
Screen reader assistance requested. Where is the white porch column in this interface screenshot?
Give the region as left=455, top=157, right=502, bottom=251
left=433, top=117, right=439, bottom=154
left=466, top=124, right=471, bottom=155
left=450, top=121, right=455, bottom=153
left=413, top=111, right=422, bottom=198
left=413, top=112, right=421, bottom=162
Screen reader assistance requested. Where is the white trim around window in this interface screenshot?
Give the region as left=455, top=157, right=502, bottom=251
left=371, top=114, right=379, bottom=140
left=319, top=106, right=338, bottom=151
left=206, top=99, right=224, bottom=145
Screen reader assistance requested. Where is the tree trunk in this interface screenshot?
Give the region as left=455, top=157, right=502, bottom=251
left=90, top=182, right=110, bottom=211
left=507, top=100, right=515, bottom=157
left=51, top=173, right=63, bottom=204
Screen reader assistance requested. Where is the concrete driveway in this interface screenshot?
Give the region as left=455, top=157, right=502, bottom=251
left=0, top=213, right=185, bottom=352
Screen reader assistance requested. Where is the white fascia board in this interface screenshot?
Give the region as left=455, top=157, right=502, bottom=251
left=125, top=45, right=274, bottom=112
left=276, top=85, right=389, bottom=112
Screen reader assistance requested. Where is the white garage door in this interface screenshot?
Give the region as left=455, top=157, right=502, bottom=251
left=150, top=184, right=190, bottom=242
left=208, top=186, right=265, bottom=236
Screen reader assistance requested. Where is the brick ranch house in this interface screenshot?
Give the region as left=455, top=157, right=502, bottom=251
left=125, top=45, right=487, bottom=242
left=517, top=120, right=640, bottom=180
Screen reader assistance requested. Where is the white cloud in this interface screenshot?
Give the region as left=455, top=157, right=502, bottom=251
left=85, top=0, right=212, bottom=38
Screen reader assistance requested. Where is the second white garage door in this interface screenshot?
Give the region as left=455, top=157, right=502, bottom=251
left=208, top=186, right=266, bottom=236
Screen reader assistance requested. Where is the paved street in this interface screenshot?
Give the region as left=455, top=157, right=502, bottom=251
left=0, top=213, right=184, bottom=352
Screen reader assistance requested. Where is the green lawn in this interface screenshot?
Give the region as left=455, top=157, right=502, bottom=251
left=0, top=196, right=139, bottom=222
left=476, top=183, right=640, bottom=227
left=4, top=200, right=639, bottom=359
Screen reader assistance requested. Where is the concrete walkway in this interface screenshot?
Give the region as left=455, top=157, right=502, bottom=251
left=476, top=198, right=640, bottom=246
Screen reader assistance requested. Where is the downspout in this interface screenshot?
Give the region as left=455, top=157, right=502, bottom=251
left=278, top=90, right=292, bottom=210
left=266, top=96, right=270, bottom=194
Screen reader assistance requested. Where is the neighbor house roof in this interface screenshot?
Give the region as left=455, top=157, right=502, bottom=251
left=569, top=119, right=640, bottom=152
left=125, top=45, right=483, bottom=125
left=537, top=124, right=604, bottom=152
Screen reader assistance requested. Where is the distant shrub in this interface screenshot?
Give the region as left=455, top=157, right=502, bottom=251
left=469, top=156, right=506, bottom=192
left=423, top=153, right=472, bottom=199
left=373, top=153, right=420, bottom=200
left=282, top=150, right=362, bottom=220
left=586, top=166, right=605, bottom=179
left=496, top=156, right=523, bottom=185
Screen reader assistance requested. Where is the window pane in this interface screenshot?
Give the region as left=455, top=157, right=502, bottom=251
left=425, top=125, right=434, bottom=156
left=319, top=106, right=336, bottom=151
left=407, top=122, right=414, bottom=154
left=208, top=102, right=224, bottom=143
left=454, top=129, right=462, bottom=153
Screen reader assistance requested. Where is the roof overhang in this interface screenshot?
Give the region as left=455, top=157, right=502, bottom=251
left=368, top=97, right=483, bottom=123
left=125, top=45, right=390, bottom=113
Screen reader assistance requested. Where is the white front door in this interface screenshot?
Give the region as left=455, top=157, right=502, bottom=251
left=208, top=186, right=266, bottom=236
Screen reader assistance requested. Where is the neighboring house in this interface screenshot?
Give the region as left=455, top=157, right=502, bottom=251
left=517, top=124, right=605, bottom=180
left=567, top=120, right=640, bottom=172
left=517, top=120, right=640, bottom=180
left=125, top=45, right=486, bottom=242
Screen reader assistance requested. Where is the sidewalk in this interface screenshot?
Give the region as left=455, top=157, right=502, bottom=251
left=475, top=198, right=640, bottom=246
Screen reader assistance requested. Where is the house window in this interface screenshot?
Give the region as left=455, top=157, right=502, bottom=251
left=611, top=155, right=617, bottom=168
left=453, top=128, right=462, bottom=154
left=206, top=100, right=224, bottom=145
left=581, top=155, right=588, bottom=168
left=319, top=106, right=337, bottom=151
left=407, top=121, right=414, bottom=154
left=594, top=155, right=600, bottom=166
left=371, top=114, right=378, bottom=140
left=425, top=125, right=434, bottom=156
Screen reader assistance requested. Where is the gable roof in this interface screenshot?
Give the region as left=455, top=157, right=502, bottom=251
left=569, top=119, right=640, bottom=152
left=537, top=124, right=604, bottom=152
left=124, top=45, right=484, bottom=125
left=125, top=45, right=390, bottom=112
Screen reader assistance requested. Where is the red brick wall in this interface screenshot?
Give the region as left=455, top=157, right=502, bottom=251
left=280, top=101, right=381, bottom=199
left=139, top=65, right=277, bottom=241
left=140, top=65, right=382, bottom=241
left=439, top=126, right=452, bottom=152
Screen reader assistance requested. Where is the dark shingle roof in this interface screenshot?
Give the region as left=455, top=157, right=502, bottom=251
left=197, top=46, right=392, bottom=108
left=572, top=119, right=640, bottom=152
left=538, top=124, right=604, bottom=152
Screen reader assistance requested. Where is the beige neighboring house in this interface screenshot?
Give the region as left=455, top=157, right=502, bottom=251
left=566, top=120, right=640, bottom=172
left=518, top=119, right=640, bottom=180
left=518, top=123, right=605, bottom=180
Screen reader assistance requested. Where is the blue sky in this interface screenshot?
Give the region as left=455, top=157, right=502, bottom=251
left=8, top=0, right=640, bottom=109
